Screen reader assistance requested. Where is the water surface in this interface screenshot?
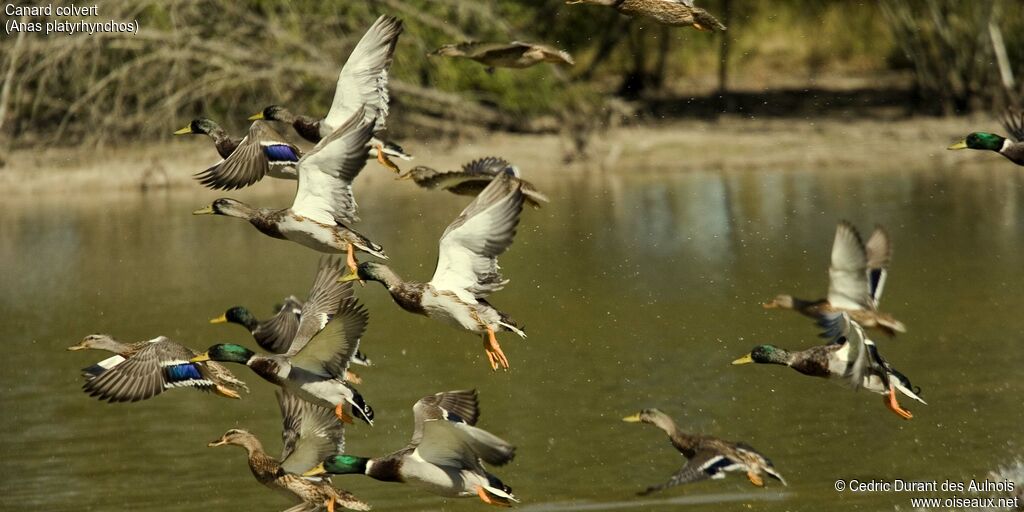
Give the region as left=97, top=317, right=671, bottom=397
left=2, top=160, right=1022, bottom=511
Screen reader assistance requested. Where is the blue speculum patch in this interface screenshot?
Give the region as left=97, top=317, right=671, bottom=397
left=165, top=363, right=203, bottom=382
left=264, top=144, right=299, bottom=162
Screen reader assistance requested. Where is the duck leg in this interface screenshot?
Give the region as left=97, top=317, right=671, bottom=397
left=483, top=328, right=510, bottom=370
left=345, top=244, right=358, bottom=275
left=885, top=384, right=913, bottom=420
left=326, top=497, right=336, bottom=512
left=334, top=403, right=355, bottom=424
left=475, top=486, right=511, bottom=507
left=747, top=471, right=765, bottom=487
left=375, top=143, right=401, bottom=173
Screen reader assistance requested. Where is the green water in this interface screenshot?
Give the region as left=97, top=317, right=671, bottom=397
left=1, top=162, right=1022, bottom=511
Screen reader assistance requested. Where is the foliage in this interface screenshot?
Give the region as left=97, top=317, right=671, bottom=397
left=0, top=0, right=1021, bottom=146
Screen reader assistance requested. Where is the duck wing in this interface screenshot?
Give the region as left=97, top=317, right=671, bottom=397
left=413, top=419, right=515, bottom=468
left=278, top=390, right=346, bottom=474
left=287, top=258, right=353, bottom=353
left=864, top=225, right=891, bottom=306
left=82, top=337, right=224, bottom=402
left=194, top=121, right=300, bottom=191
left=638, top=450, right=740, bottom=495
left=826, top=221, right=872, bottom=310
left=429, top=173, right=524, bottom=299
left=288, top=298, right=367, bottom=380
left=255, top=296, right=302, bottom=354
left=1002, top=108, right=1024, bottom=142
left=321, top=15, right=403, bottom=134
left=411, top=389, right=481, bottom=445
left=291, top=108, right=376, bottom=226
left=817, top=312, right=877, bottom=390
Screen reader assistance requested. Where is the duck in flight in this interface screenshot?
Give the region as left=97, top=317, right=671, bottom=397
left=173, top=118, right=302, bottom=190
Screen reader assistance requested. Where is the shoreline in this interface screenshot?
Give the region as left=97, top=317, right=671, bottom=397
left=1, top=115, right=1004, bottom=196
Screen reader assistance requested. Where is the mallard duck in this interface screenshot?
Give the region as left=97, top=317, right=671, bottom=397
left=764, top=221, right=906, bottom=336
left=428, top=42, right=575, bottom=71
left=565, top=0, right=726, bottom=32
left=948, top=109, right=1024, bottom=166
left=399, top=157, right=549, bottom=209
left=208, top=390, right=369, bottom=511
left=68, top=334, right=248, bottom=402
left=193, top=108, right=386, bottom=275
left=210, top=257, right=372, bottom=383
left=304, top=389, right=517, bottom=506
left=342, top=173, right=525, bottom=370
left=193, top=292, right=374, bottom=425
left=251, top=15, right=412, bottom=167
left=732, top=312, right=926, bottom=419
left=174, top=119, right=302, bottom=190
left=622, top=408, right=784, bottom=494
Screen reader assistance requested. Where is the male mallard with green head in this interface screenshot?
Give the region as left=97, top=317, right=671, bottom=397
left=174, top=118, right=301, bottom=190
left=622, top=408, right=784, bottom=494
left=251, top=15, right=412, bottom=169
left=304, top=390, right=517, bottom=507
left=428, top=42, right=575, bottom=71
left=193, top=107, right=386, bottom=275
left=342, top=173, right=526, bottom=370
left=565, top=0, right=727, bottom=32
left=948, top=109, right=1024, bottom=166
left=194, top=291, right=374, bottom=425
left=398, top=157, right=549, bottom=209
left=733, top=312, right=926, bottom=419
left=764, top=221, right=906, bottom=336
left=68, top=334, right=248, bottom=402
left=208, top=390, right=369, bottom=511
left=210, top=257, right=372, bottom=383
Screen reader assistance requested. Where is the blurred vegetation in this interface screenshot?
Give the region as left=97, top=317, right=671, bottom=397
left=1, top=0, right=1021, bottom=148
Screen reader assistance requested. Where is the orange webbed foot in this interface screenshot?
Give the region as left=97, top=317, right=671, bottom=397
left=483, top=328, right=510, bottom=371
left=335, top=403, right=354, bottom=424
left=885, top=384, right=913, bottom=420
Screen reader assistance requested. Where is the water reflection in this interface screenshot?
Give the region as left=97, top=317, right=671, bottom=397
left=1, top=162, right=1022, bottom=511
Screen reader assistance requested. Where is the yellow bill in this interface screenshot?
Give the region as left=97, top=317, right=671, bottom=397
left=209, top=314, right=228, bottom=324
left=947, top=140, right=968, bottom=150
left=247, top=112, right=264, bottom=121
left=173, top=125, right=193, bottom=135
left=622, top=413, right=642, bottom=423
left=190, top=352, right=211, bottom=363
left=303, top=463, right=327, bottom=477
left=732, top=354, right=754, bottom=365
left=192, top=205, right=214, bottom=215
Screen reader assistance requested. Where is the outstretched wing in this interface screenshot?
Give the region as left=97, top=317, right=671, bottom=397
left=322, top=15, right=403, bottom=134
left=287, top=258, right=354, bottom=353
left=278, top=390, right=346, bottom=474
left=864, top=225, right=891, bottom=306
left=411, top=389, right=481, bottom=445
left=429, top=173, right=524, bottom=299
left=82, top=337, right=219, bottom=402
left=826, top=221, right=871, bottom=310
left=194, top=121, right=300, bottom=191
left=638, top=451, right=739, bottom=495
left=461, top=157, right=517, bottom=177
left=1002, top=108, right=1024, bottom=142
left=288, top=298, right=367, bottom=380
left=413, top=419, right=515, bottom=468
left=291, top=108, right=376, bottom=226
left=255, top=296, right=302, bottom=354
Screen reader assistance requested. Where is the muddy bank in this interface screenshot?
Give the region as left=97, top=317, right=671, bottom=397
left=1, top=115, right=1004, bottom=196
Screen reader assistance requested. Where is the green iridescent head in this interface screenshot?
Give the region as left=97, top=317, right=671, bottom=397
left=193, top=343, right=255, bottom=364
left=304, top=455, right=369, bottom=477
left=948, top=132, right=1006, bottom=152
left=733, top=345, right=790, bottom=366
